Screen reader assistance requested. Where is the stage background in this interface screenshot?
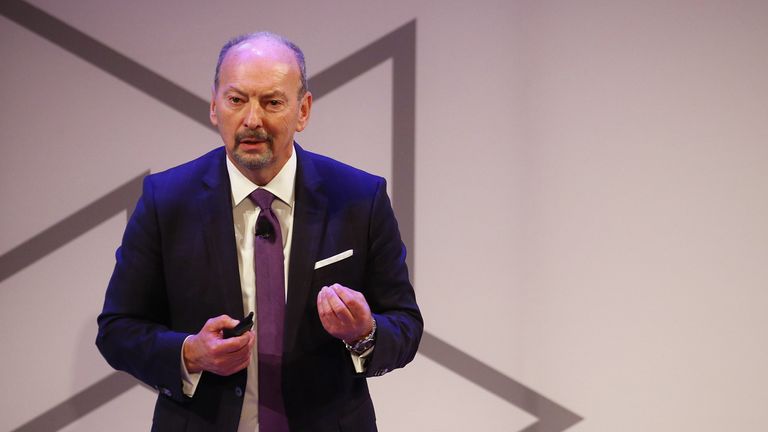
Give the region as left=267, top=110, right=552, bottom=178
left=2, top=1, right=767, bottom=431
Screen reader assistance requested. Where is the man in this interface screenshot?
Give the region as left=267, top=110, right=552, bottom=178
left=96, top=32, right=422, bottom=431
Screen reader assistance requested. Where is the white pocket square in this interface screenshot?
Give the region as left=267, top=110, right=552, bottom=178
left=314, top=249, right=354, bottom=269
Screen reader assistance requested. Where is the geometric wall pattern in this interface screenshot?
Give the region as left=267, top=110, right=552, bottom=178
left=1, top=2, right=580, bottom=430
left=5, top=1, right=768, bottom=431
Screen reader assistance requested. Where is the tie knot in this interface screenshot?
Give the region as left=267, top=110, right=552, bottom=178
left=249, top=188, right=275, bottom=210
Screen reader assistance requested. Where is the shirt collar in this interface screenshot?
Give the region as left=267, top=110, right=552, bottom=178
left=225, top=146, right=297, bottom=208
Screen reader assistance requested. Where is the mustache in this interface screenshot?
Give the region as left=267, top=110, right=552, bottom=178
left=235, top=130, right=272, bottom=144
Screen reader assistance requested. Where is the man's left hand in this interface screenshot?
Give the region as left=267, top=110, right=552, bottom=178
left=317, top=284, right=374, bottom=343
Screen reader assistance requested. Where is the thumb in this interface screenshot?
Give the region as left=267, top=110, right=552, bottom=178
left=205, top=314, right=238, bottom=332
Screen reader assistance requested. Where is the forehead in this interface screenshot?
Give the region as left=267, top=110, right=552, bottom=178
left=219, top=39, right=301, bottom=91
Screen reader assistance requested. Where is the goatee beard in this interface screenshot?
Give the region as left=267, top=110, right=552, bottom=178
left=234, top=130, right=274, bottom=169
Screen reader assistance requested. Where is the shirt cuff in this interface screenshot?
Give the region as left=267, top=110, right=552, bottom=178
left=181, top=335, right=202, bottom=397
left=349, top=346, right=374, bottom=373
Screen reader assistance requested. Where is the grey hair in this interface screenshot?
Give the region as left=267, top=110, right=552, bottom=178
left=213, top=31, right=308, bottom=99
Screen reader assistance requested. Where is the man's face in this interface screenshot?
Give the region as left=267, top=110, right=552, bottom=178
left=210, top=39, right=311, bottom=184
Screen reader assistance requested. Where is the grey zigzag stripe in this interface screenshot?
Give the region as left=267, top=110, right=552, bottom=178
left=0, top=2, right=581, bottom=430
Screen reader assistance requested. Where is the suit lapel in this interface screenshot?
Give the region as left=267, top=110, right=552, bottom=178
left=284, top=144, right=328, bottom=353
left=198, top=149, right=244, bottom=319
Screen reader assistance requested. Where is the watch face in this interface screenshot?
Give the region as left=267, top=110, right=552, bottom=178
left=353, top=339, right=374, bottom=354
left=347, top=319, right=376, bottom=354
left=351, top=345, right=369, bottom=355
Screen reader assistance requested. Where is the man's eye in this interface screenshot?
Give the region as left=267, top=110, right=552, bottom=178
left=229, top=96, right=243, bottom=104
left=269, top=100, right=282, bottom=106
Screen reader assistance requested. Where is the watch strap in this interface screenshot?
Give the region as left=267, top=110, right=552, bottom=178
left=344, top=318, right=377, bottom=355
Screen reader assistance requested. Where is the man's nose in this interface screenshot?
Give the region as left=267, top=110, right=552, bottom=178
left=243, top=104, right=263, bottom=129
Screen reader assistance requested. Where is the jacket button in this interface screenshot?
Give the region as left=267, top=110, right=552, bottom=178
left=161, top=388, right=172, bottom=397
left=235, top=386, right=243, bottom=397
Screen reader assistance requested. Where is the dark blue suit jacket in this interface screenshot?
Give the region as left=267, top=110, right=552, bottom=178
left=96, top=144, right=422, bottom=431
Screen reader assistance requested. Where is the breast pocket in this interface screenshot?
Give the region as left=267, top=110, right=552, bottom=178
left=312, top=249, right=361, bottom=290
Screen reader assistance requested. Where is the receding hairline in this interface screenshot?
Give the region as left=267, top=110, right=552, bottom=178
left=214, top=32, right=308, bottom=98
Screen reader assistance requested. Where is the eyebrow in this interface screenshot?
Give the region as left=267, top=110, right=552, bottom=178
left=221, top=86, right=288, bottom=99
left=261, top=90, right=288, bottom=99
left=223, top=85, right=247, bottom=95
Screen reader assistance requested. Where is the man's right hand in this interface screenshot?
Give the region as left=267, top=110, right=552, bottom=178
left=183, top=315, right=254, bottom=376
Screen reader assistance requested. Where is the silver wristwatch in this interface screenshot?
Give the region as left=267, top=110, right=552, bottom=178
left=344, top=318, right=377, bottom=355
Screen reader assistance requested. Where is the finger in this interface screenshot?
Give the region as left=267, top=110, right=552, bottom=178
left=317, top=287, right=332, bottom=316
left=325, top=287, right=354, bottom=323
left=317, top=286, right=329, bottom=306
left=230, top=333, right=253, bottom=355
left=324, top=284, right=347, bottom=309
left=229, top=336, right=252, bottom=363
left=247, top=329, right=256, bottom=350
left=217, top=353, right=250, bottom=376
left=318, top=287, right=347, bottom=320
left=216, top=331, right=251, bottom=354
left=216, top=335, right=252, bottom=370
left=319, top=297, right=344, bottom=329
left=330, top=284, right=361, bottom=306
left=227, top=354, right=252, bottom=376
left=317, top=289, right=345, bottom=332
left=332, top=285, right=369, bottom=318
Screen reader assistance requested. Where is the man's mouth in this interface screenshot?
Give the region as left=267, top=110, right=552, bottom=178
left=236, top=131, right=271, bottom=146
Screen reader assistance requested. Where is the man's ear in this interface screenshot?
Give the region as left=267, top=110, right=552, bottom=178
left=209, top=88, right=218, bottom=126
left=295, top=91, right=312, bottom=132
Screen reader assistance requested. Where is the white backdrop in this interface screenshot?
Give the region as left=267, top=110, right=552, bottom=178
left=2, top=1, right=768, bottom=431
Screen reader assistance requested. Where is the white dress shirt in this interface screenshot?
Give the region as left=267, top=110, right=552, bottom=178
left=228, top=149, right=296, bottom=432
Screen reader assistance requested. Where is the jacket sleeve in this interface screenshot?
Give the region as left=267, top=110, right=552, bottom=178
left=362, top=179, right=423, bottom=377
left=95, top=175, right=189, bottom=402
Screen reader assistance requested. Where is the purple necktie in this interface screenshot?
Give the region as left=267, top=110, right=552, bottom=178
left=249, top=189, right=289, bottom=432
